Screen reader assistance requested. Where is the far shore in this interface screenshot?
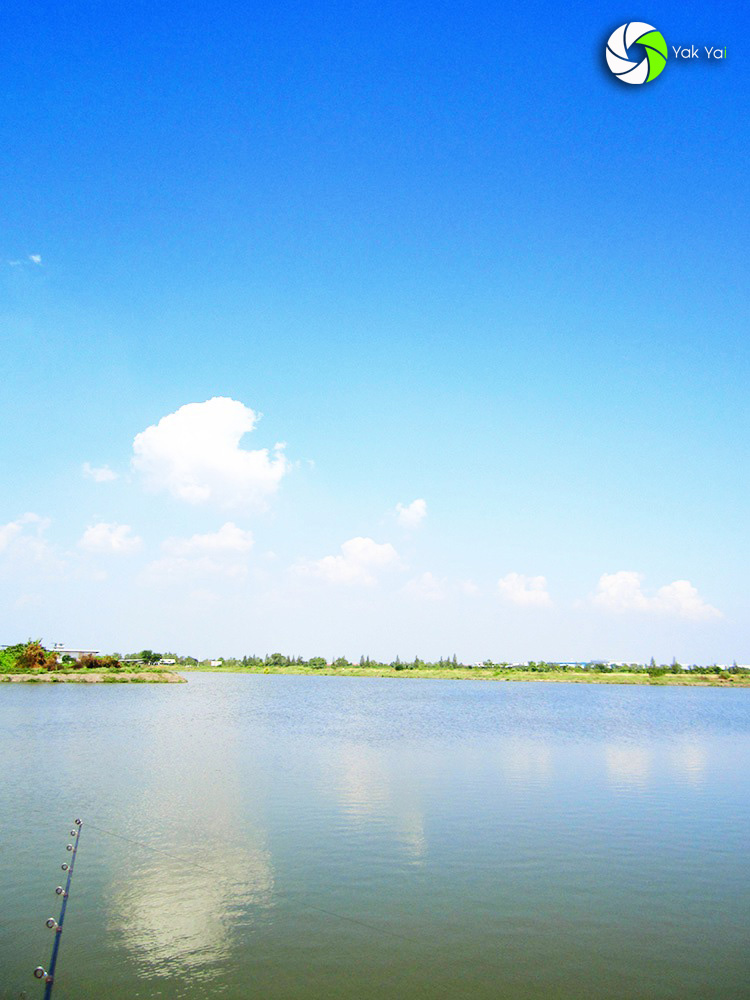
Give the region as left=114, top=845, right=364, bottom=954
left=4, top=666, right=747, bottom=688
left=181, top=665, right=750, bottom=687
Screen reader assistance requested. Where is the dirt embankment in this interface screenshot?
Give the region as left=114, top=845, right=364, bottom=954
left=1, top=671, right=186, bottom=684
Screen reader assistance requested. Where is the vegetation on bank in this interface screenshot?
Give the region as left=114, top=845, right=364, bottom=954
left=177, top=653, right=750, bottom=686
left=0, top=642, right=182, bottom=681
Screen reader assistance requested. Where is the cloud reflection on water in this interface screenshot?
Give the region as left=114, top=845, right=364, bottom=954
left=669, top=742, right=707, bottom=786
left=499, top=740, right=552, bottom=786
left=335, top=744, right=428, bottom=861
left=112, top=842, right=274, bottom=977
left=605, top=745, right=651, bottom=787
left=105, top=689, right=276, bottom=980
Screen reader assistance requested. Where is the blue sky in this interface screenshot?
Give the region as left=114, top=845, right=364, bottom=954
left=1, top=2, right=748, bottom=661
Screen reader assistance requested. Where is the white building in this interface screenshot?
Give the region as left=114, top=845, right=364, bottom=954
left=53, top=643, right=100, bottom=662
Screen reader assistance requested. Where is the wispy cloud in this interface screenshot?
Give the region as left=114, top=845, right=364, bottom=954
left=395, top=498, right=427, bottom=529
left=296, top=537, right=401, bottom=586
left=402, top=571, right=446, bottom=601
left=7, top=254, right=42, bottom=267
left=0, top=513, right=49, bottom=555
left=144, top=522, right=254, bottom=582
left=497, top=572, right=552, bottom=607
left=79, top=522, right=143, bottom=555
left=0, top=513, right=62, bottom=579
left=82, top=462, right=118, bottom=483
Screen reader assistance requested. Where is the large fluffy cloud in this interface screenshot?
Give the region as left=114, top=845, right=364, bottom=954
left=79, top=522, right=142, bottom=554
left=395, top=498, right=427, bottom=529
left=497, top=572, right=552, bottom=607
left=132, top=397, right=289, bottom=509
left=593, top=571, right=722, bottom=621
left=297, top=537, right=400, bottom=586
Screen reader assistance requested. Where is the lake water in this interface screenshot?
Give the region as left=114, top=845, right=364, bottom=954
left=1, top=674, right=749, bottom=999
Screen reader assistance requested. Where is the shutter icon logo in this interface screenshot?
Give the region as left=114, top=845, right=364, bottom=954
left=606, top=22, right=668, bottom=84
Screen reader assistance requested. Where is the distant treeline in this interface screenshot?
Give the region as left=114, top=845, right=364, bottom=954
left=155, top=652, right=748, bottom=676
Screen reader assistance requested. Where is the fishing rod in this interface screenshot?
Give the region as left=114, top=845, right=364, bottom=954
left=34, top=819, right=83, bottom=998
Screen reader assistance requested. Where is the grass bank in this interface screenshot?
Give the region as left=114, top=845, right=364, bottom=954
left=182, top=664, right=750, bottom=687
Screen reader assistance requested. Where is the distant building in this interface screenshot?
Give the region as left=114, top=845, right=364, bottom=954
left=52, top=643, right=100, bottom=662
left=159, top=658, right=177, bottom=665
left=209, top=659, right=223, bottom=667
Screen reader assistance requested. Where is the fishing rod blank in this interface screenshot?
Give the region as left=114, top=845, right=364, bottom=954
left=34, top=819, right=83, bottom=998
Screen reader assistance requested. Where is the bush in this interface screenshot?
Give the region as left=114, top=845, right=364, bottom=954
left=78, top=653, right=122, bottom=670
left=14, top=641, right=60, bottom=671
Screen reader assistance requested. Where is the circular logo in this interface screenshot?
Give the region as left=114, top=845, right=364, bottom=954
left=606, top=22, right=668, bottom=84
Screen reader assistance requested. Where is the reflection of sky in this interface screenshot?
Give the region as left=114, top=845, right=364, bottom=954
left=337, top=746, right=390, bottom=821
left=670, top=742, right=707, bottom=786
left=605, top=745, right=651, bottom=787
left=113, top=845, right=273, bottom=974
left=500, top=740, right=552, bottom=786
left=398, top=806, right=427, bottom=860
left=335, top=744, right=428, bottom=861
left=106, top=686, right=275, bottom=977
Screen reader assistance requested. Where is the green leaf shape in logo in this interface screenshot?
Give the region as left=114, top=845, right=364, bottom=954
left=606, top=22, right=668, bottom=84
left=635, top=29, right=668, bottom=82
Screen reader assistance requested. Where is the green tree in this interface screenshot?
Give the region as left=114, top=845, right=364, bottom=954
left=265, top=652, right=289, bottom=667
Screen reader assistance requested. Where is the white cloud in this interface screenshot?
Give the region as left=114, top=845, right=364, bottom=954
left=0, top=514, right=62, bottom=584
left=592, top=571, right=648, bottom=612
left=395, top=498, right=427, bottom=528
left=79, top=522, right=143, bottom=555
left=132, top=397, right=289, bottom=510
left=497, top=572, right=552, bottom=607
left=593, top=571, right=722, bottom=621
left=82, top=461, right=118, bottom=483
left=653, top=580, right=722, bottom=620
left=0, top=513, right=51, bottom=559
left=458, top=578, right=480, bottom=596
left=0, top=520, right=25, bottom=553
left=402, top=571, right=446, bottom=601
left=297, top=537, right=400, bottom=586
left=145, top=523, right=254, bottom=583
left=7, top=255, right=41, bottom=267
left=163, top=522, right=254, bottom=557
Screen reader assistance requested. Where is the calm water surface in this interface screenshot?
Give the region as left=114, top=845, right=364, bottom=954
left=1, top=675, right=749, bottom=999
